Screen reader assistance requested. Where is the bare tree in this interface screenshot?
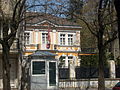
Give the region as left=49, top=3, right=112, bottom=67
left=0, top=0, right=65, bottom=90
left=83, top=0, right=117, bottom=90
left=114, top=0, right=120, bottom=54
left=0, top=0, right=27, bottom=90
left=66, top=0, right=117, bottom=90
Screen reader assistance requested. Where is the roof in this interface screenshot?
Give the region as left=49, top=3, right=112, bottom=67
left=25, top=12, right=81, bottom=27
left=29, top=50, right=57, bottom=57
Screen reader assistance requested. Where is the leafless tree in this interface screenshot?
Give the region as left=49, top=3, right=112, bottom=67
left=0, top=0, right=65, bottom=90
left=65, top=0, right=117, bottom=90
left=114, top=0, right=120, bottom=56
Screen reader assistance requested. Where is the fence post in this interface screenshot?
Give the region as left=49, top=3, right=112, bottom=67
left=69, top=62, right=75, bottom=79
left=108, top=60, right=116, bottom=78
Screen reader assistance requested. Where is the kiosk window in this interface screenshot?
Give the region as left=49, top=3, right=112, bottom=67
left=32, top=61, right=45, bottom=75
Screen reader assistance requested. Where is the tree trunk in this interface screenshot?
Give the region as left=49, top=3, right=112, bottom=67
left=2, top=42, right=11, bottom=90
left=114, top=0, right=120, bottom=54
left=97, top=27, right=105, bottom=90
left=98, top=44, right=105, bottom=90
left=97, top=0, right=105, bottom=89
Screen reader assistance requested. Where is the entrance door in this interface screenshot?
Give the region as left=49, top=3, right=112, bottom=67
left=49, top=62, right=56, bottom=86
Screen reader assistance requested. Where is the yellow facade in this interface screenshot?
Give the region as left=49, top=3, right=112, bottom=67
left=24, top=20, right=81, bottom=67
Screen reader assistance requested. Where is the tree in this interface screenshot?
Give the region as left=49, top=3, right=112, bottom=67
left=66, top=0, right=117, bottom=90
left=83, top=0, right=117, bottom=90
left=81, top=55, right=99, bottom=67
left=114, top=0, right=120, bottom=54
left=0, top=0, right=65, bottom=90
left=0, top=0, right=26, bottom=90
left=68, top=0, right=83, bottom=21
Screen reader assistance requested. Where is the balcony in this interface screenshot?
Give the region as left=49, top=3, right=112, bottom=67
left=25, top=44, right=81, bottom=53
left=55, top=45, right=81, bottom=52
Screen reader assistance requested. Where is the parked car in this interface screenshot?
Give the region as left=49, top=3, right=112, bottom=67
left=112, top=82, right=120, bottom=90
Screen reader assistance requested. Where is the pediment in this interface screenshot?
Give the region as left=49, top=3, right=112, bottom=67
left=33, top=20, right=58, bottom=27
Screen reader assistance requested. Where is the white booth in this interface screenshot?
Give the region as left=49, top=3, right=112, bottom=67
left=28, top=50, right=58, bottom=90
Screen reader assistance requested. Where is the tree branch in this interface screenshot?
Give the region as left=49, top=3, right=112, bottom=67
left=79, top=17, right=98, bottom=37
left=12, top=0, right=21, bottom=21
left=104, top=31, right=117, bottom=46
left=18, top=0, right=26, bottom=20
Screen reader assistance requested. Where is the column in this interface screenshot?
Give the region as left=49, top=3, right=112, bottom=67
left=52, top=30, right=56, bottom=49
left=108, top=60, right=116, bottom=78
left=69, top=62, right=75, bottom=79
left=65, top=56, right=68, bottom=67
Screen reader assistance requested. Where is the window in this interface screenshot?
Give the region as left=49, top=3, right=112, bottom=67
left=68, top=34, right=73, bottom=45
left=59, top=33, right=74, bottom=45
left=24, top=32, right=30, bottom=45
left=68, top=56, right=73, bottom=64
left=32, top=61, right=45, bottom=75
left=59, top=56, right=65, bottom=67
left=60, top=34, right=65, bottom=45
left=42, top=33, right=48, bottom=44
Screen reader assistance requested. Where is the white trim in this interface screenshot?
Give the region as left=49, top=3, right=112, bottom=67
left=57, top=25, right=82, bottom=28
left=31, top=20, right=82, bottom=29
left=32, top=20, right=58, bottom=27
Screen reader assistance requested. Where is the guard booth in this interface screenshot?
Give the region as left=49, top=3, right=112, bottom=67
left=28, top=50, right=58, bottom=90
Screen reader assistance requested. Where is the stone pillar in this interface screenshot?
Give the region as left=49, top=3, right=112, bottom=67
left=65, top=56, right=68, bottom=67
left=108, top=60, right=116, bottom=78
left=69, top=62, right=76, bottom=79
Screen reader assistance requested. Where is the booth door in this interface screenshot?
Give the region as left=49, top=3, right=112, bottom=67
left=49, top=62, right=56, bottom=86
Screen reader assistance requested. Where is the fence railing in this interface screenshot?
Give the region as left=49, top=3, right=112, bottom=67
left=59, top=78, right=120, bottom=89
left=59, top=67, right=110, bottom=79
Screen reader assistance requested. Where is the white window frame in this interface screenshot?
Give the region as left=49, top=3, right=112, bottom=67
left=31, top=60, right=46, bottom=76
left=60, top=34, right=65, bottom=45
left=68, top=34, right=73, bottom=45
left=59, top=56, right=73, bottom=68
left=42, top=32, right=48, bottom=44
left=59, top=32, right=75, bottom=46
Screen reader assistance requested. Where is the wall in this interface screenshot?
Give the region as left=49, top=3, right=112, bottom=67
left=59, top=79, right=120, bottom=89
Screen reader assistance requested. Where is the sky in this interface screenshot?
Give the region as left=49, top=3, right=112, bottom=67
left=26, top=0, right=69, bottom=18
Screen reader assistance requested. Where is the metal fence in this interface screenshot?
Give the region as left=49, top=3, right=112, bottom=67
left=76, top=67, right=109, bottom=79
left=59, top=68, right=69, bottom=79
left=116, top=65, right=120, bottom=78
left=59, top=67, right=110, bottom=79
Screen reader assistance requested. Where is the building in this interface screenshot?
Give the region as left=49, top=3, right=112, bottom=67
left=24, top=12, right=82, bottom=78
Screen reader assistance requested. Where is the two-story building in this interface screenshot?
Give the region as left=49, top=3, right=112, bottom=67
left=24, top=12, right=82, bottom=69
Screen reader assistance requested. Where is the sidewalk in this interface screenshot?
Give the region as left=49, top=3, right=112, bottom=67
left=59, top=87, right=112, bottom=90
